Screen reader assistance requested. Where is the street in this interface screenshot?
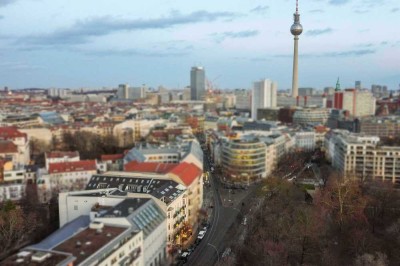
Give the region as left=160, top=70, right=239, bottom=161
left=182, top=140, right=260, bottom=266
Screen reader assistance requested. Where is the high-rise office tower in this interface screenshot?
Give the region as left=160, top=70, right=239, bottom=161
left=290, top=0, right=303, bottom=98
left=117, top=84, right=129, bottom=99
left=190, top=66, right=205, bottom=101
left=355, top=81, right=361, bottom=90
left=251, top=79, right=278, bottom=120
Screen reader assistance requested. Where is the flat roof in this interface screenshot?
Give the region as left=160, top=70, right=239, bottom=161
left=1, top=250, right=74, bottom=266
left=53, top=225, right=127, bottom=265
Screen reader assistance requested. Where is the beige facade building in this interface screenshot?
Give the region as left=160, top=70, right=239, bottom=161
left=327, top=131, right=400, bottom=183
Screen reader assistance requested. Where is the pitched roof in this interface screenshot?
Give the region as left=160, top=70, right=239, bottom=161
left=49, top=160, right=97, bottom=174
left=0, top=140, right=18, bottom=153
left=0, top=127, right=27, bottom=141
left=101, top=154, right=124, bottom=162
left=169, top=162, right=202, bottom=186
left=46, top=151, right=80, bottom=159
left=124, top=161, right=177, bottom=174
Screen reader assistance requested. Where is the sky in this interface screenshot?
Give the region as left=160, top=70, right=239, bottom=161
left=0, top=0, right=399, bottom=90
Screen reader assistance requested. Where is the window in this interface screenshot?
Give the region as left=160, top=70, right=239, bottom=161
left=74, top=205, right=78, bottom=211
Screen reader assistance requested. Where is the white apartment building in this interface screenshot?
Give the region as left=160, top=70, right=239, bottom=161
left=37, top=160, right=97, bottom=203
left=234, top=89, right=251, bottom=110
left=0, top=161, right=26, bottom=202
left=295, top=131, right=316, bottom=151
left=251, top=79, right=277, bottom=120
left=58, top=190, right=168, bottom=266
left=327, top=131, right=400, bottom=183
left=45, top=151, right=80, bottom=170
left=5, top=197, right=167, bottom=266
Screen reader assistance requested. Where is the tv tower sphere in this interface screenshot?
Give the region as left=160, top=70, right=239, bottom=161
left=291, top=1, right=303, bottom=36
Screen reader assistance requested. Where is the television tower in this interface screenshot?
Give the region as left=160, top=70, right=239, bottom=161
left=290, top=0, right=303, bottom=98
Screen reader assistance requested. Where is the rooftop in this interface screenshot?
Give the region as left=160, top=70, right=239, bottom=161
left=0, top=127, right=27, bottom=140
left=2, top=250, right=74, bottom=266
left=48, top=160, right=97, bottom=174
left=169, top=162, right=202, bottom=186
left=124, top=161, right=177, bottom=174
left=53, top=225, right=127, bottom=265
left=46, top=151, right=80, bottom=159
left=101, top=154, right=124, bottom=161
left=86, top=174, right=186, bottom=203
left=0, top=140, right=18, bottom=153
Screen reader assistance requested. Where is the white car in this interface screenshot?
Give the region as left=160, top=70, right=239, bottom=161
left=197, top=230, right=206, bottom=240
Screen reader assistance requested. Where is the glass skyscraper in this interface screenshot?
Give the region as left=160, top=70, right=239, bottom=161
left=190, top=66, right=205, bottom=101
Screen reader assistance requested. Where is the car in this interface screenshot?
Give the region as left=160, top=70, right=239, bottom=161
left=179, top=252, right=190, bottom=263
left=197, top=230, right=206, bottom=240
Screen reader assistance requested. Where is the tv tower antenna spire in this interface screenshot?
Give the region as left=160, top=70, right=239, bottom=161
left=290, top=0, right=303, bottom=98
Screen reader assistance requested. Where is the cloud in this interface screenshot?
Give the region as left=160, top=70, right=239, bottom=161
left=329, top=0, right=351, bottom=5
left=17, top=10, right=239, bottom=47
left=0, top=15, right=4, bottom=19
left=322, top=49, right=375, bottom=57
left=392, top=8, right=399, bottom=12
left=0, top=0, right=18, bottom=7
left=306, top=28, right=333, bottom=36
left=0, top=61, right=44, bottom=71
left=362, top=0, right=385, bottom=8
left=212, top=30, right=259, bottom=43
left=85, top=48, right=190, bottom=58
left=270, top=49, right=376, bottom=59
left=249, top=5, right=269, bottom=14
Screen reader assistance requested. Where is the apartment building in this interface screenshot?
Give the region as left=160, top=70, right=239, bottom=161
left=37, top=160, right=97, bottom=202
left=327, top=131, right=400, bottom=184
left=0, top=127, right=30, bottom=165
left=45, top=151, right=80, bottom=170
left=5, top=197, right=166, bottom=266
left=359, top=116, right=400, bottom=138
left=124, top=140, right=203, bottom=171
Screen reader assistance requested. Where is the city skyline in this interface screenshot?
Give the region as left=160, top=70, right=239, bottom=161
left=0, top=0, right=399, bottom=90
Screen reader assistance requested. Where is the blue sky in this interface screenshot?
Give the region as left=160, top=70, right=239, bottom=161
left=0, top=0, right=399, bottom=90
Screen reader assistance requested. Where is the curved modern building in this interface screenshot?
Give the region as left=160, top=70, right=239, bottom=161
left=221, top=139, right=267, bottom=184
left=293, top=108, right=329, bottom=126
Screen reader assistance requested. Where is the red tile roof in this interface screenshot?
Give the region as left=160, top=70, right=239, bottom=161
left=124, top=161, right=177, bottom=174
left=101, top=154, right=124, bottom=162
left=0, top=140, right=18, bottom=153
left=46, top=151, right=80, bottom=159
left=49, top=160, right=97, bottom=174
left=169, top=162, right=202, bottom=186
left=314, top=125, right=329, bottom=133
left=0, top=127, right=27, bottom=141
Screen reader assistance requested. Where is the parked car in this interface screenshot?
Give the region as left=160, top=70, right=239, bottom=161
left=179, top=252, right=190, bottom=263
left=198, top=229, right=206, bottom=240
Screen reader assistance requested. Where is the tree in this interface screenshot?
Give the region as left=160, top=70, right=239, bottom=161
left=0, top=208, right=37, bottom=259
left=315, top=174, right=368, bottom=232
left=354, top=252, right=389, bottom=266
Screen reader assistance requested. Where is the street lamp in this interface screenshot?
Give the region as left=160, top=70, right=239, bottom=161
left=207, top=243, right=220, bottom=263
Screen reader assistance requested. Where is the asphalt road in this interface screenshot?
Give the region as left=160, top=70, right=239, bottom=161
left=186, top=171, right=238, bottom=266
left=186, top=151, right=240, bottom=266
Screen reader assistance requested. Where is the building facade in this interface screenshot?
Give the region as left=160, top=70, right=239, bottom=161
left=359, top=116, right=400, bottom=138
left=190, top=67, right=205, bottom=101
left=251, top=79, right=277, bottom=120
left=327, top=131, right=400, bottom=184
left=221, top=138, right=267, bottom=184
